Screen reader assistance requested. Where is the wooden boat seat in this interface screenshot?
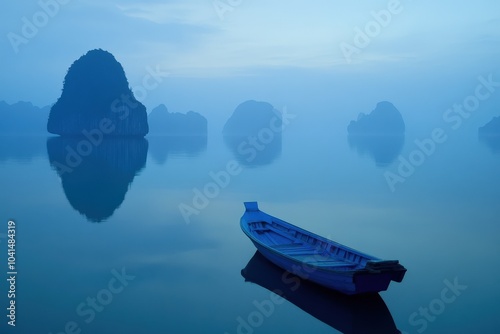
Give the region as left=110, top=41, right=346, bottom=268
left=272, top=243, right=315, bottom=252
left=253, top=223, right=293, bottom=238
left=307, top=260, right=358, bottom=267
left=272, top=243, right=305, bottom=249
left=277, top=248, right=316, bottom=255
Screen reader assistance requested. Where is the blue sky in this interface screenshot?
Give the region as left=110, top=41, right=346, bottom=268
left=1, top=0, right=499, bottom=114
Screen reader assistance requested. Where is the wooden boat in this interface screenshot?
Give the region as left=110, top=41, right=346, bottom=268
left=242, top=251, right=401, bottom=333
left=240, top=202, right=406, bottom=295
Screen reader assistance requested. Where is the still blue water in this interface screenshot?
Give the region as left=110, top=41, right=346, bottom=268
left=0, top=118, right=499, bottom=333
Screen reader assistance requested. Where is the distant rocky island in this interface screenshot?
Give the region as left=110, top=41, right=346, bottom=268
left=148, top=104, right=207, bottom=135
left=348, top=101, right=405, bottom=135
left=478, top=116, right=500, bottom=153
left=0, top=100, right=49, bottom=134
left=347, top=101, right=405, bottom=166
left=146, top=104, right=207, bottom=164
left=223, top=100, right=282, bottom=136
left=47, top=49, right=148, bottom=136
left=479, top=116, right=500, bottom=136
left=223, top=100, right=282, bottom=166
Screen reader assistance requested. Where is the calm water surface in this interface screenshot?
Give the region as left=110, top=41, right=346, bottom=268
left=0, top=120, right=499, bottom=334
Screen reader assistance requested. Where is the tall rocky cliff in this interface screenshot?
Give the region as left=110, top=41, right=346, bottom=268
left=47, top=49, right=148, bottom=136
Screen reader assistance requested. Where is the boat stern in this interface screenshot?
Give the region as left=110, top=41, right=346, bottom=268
left=366, top=260, right=407, bottom=283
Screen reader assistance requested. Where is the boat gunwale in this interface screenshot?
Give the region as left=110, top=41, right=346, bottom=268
left=241, top=207, right=383, bottom=273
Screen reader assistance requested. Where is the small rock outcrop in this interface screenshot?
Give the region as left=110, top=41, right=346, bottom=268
left=47, top=49, right=148, bottom=136
left=148, top=104, right=207, bottom=135
left=146, top=104, right=208, bottom=164
left=222, top=100, right=282, bottom=166
left=0, top=100, right=49, bottom=134
left=479, top=116, right=500, bottom=153
left=223, top=100, right=281, bottom=136
left=348, top=101, right=405, bottom=135
left=479, top=116, right=500, bottom=136
left=347, top=101, right=405, bottom=166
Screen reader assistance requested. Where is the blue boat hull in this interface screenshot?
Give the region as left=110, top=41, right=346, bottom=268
left=240, top=202, right=406, bottom=295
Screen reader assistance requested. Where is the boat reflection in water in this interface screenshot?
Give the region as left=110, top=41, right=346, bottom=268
left=241, top=251, right=401, bottom=334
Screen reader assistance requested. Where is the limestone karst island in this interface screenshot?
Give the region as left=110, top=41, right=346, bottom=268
left=47, top=49, right=149, bottom=136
